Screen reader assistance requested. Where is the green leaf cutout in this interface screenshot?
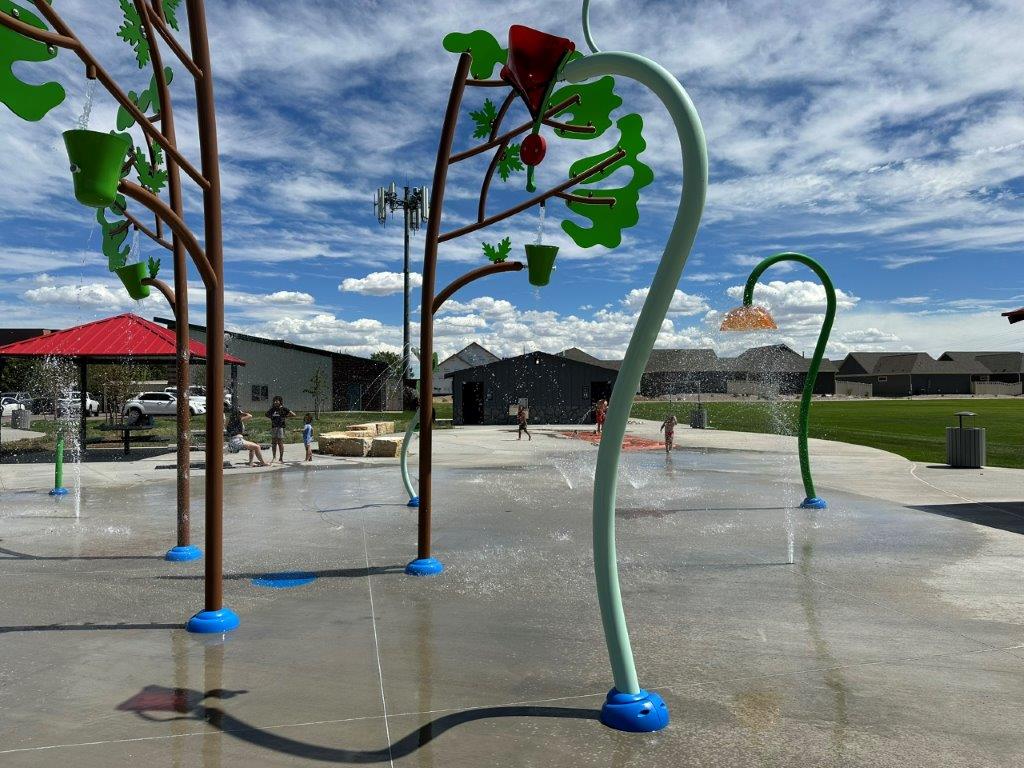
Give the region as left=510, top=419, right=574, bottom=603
left=97, top=195, right=130, bottom=272
left=442, top=30, right=507, bottom=80
left=497, top=143, right=524, bottom=182
left=547, top=75, right=621, bottom=140
left=482, top=236, right=512, bottom=263
left=162, top=0, right=181, bottom=30
left=470, top=98, right=498, bottom=139
left=117, top=67, right=173, bottom=131
left=117, top=0, right=150, bottom=68
left=147, top=256, right=161, bottom=279
left=561, top=113, right=654, bottom=249
left=0, top=0, right=66, bottom=121
left=135, top=144, right=168, bottom=194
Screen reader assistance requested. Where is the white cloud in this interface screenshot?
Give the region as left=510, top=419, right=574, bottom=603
left=24, top=283, right=143, bottom=308
left=621, top=287, right=709, bottom=315
left=340, top=271, right=423, bottom=296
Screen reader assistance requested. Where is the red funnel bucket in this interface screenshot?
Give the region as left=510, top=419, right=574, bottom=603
left=500, top=25, right=575, bottom=120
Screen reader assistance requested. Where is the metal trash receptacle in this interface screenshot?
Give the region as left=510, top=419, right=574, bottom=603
left=690, top=407, right=709, bottom=429
left=11, top=408, right=32, bottom=430
left=946, top=411, right=985, bottom=468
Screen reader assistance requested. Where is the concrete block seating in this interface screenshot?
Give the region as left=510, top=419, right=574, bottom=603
left=318, top=423, right=398, bottom=457
left=318, top=432, right=372, bottom=457
left=368, top=435, right=403, bottom=458
left=350, top=421, right=396, bottom=436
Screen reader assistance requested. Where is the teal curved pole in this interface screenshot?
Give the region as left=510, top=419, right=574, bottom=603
left=564, top=0, right=708, bottom=732
left=741, top=252, right=835, bottom=510
left=400, top=407, right=420, bottom=506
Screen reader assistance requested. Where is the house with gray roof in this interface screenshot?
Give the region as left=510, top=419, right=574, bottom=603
left=434, top=342, right=500, bottom=395
left=834, top=350, right=1020, bottom=396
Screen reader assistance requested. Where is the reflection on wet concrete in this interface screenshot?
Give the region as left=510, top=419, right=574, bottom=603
left=798, top=528, right=849, bottom=760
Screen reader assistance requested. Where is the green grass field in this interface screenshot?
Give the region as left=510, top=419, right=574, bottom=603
left=631, top=399, right=1024, bottom=469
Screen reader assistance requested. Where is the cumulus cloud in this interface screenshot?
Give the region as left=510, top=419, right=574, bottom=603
left=340, top=271, right=423, bottom=296
left=621, top=288, right=709, bottom=315
left=24, top=283, right=142, bottom=308
left=227, top=289, right=315, bottom=306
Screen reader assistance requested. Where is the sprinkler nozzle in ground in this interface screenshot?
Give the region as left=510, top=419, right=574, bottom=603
left=720, top=304, right=777, bottom=332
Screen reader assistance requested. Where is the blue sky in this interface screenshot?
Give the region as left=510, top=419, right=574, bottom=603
left=2, top=0, right=1022, bottom=360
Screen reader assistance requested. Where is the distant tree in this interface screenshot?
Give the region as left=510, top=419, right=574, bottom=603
left=370, top=350, right=402, bottom=372
left=90, top=362, right=159, bottom=416
left=303, top=368, right=328, bottom=418
left=0, top=358, right=37, bottom=392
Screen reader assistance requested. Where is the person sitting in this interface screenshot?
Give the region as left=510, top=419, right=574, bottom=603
left=225, top=403, right=268, bottom=467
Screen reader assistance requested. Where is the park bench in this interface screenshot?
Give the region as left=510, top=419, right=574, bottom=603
left=98, top=413, right=156, bottom=455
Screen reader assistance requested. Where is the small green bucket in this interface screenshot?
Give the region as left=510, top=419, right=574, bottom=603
left=63, top=129, right=131, bottom=208
left=115, top=262, right=151, bottom=300
left=525, top=244, right=559, bottom=287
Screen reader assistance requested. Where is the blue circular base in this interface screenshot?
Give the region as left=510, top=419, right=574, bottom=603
left=49, top=487, right=69, bottom=496
left=800, top=496, right=828, bottom=509
left=251, top=571, right=317, bottom=589
left=165, top=545, right=203, bottom=562
left=186, top=607, right=240, bottom=634
left=407, top=496, right=420, bottom=508
left=600, top=688, right=670, bottom=732
left=404, top=557, right=444, bottom=576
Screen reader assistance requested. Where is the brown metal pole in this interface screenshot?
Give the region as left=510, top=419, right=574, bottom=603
left=432, top=261, right=524, bottom=314
left=138, top=0, right=194, bottom=559
left=412, top=53, right=471, bottom=571
left=185, top=0, right=232, bottom=628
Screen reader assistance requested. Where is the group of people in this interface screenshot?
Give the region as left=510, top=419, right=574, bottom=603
left=517, top=397, right=678, bottom=453
left=225, top=395, right=315, bottom=466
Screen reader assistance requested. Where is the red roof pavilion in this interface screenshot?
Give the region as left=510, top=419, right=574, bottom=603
left=0, top=313, right=245, bottom=364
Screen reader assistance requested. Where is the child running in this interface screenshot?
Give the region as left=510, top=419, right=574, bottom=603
left=302, top=413, right=314, bottom=462
left=517, top=404, right=531, bottom=441
left=659, top=412, right=678, bottom=453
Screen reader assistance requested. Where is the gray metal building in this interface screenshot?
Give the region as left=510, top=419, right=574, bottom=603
left=155, top=317, right=388, bottom=412
left=450, top=351, right=617, bottom=425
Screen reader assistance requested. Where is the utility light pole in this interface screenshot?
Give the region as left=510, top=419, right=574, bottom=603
left=374, top=183, right=429, bottom=405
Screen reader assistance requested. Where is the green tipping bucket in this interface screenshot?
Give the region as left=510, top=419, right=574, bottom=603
left=525, top=244, right=558, bottom=287
left=115, top=262, right=151, bottom=300
left=63, top=129, right=131, bottom=208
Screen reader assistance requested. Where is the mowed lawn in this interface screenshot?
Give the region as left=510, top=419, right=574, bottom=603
left=631, top=399, right=1024, bottom=469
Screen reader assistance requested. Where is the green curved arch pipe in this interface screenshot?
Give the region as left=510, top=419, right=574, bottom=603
left=400, top=407, right=419, bottom=500
left=563, top=13, right=708, bottom=695
left=741, top=252, right=836, bottom=504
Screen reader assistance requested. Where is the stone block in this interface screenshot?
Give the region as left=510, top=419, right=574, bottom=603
left=368, top=436, right=403, bottom=458
left=318, top=432, right=371, bottom=457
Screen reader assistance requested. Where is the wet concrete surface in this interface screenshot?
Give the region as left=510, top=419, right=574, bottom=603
left=1, top=443, right=1022, bottom=766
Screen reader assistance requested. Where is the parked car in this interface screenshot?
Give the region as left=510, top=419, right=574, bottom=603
left=1, top=391, right=32, bottom=408
left=123, top=391, right=205, bottom=419
left=57, top=391, right=99, bottom=416
left=164, top=385, right=208, bottom=408
left=1, top=397, right=27, bottom=417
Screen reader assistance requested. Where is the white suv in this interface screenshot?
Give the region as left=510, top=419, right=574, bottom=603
left=57, top=391, right=99, bottom=416
left=124, top=391, right=206, bottom=419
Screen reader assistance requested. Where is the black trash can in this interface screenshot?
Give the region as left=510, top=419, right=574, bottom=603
left=946, top=411, right=985, bottom=468
left=690, top=406, right=709, bottom=430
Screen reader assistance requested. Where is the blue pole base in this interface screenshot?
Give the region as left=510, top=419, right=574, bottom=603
left=186, top=607, right=240, bottom=634
left=600, top=688, right=670, bottom=733
left=800, top=496, right=828, bottom=509
left=165, top=545, right=203, bottom=562
left=49, top=487, right=69, bottom=496
left=404, top=557, right=444, bottom=576
left=407, top=496, right=420, bottom=508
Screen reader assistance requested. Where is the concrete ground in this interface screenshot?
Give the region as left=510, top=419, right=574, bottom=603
left=1, top=421, right=1022, bottom=766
